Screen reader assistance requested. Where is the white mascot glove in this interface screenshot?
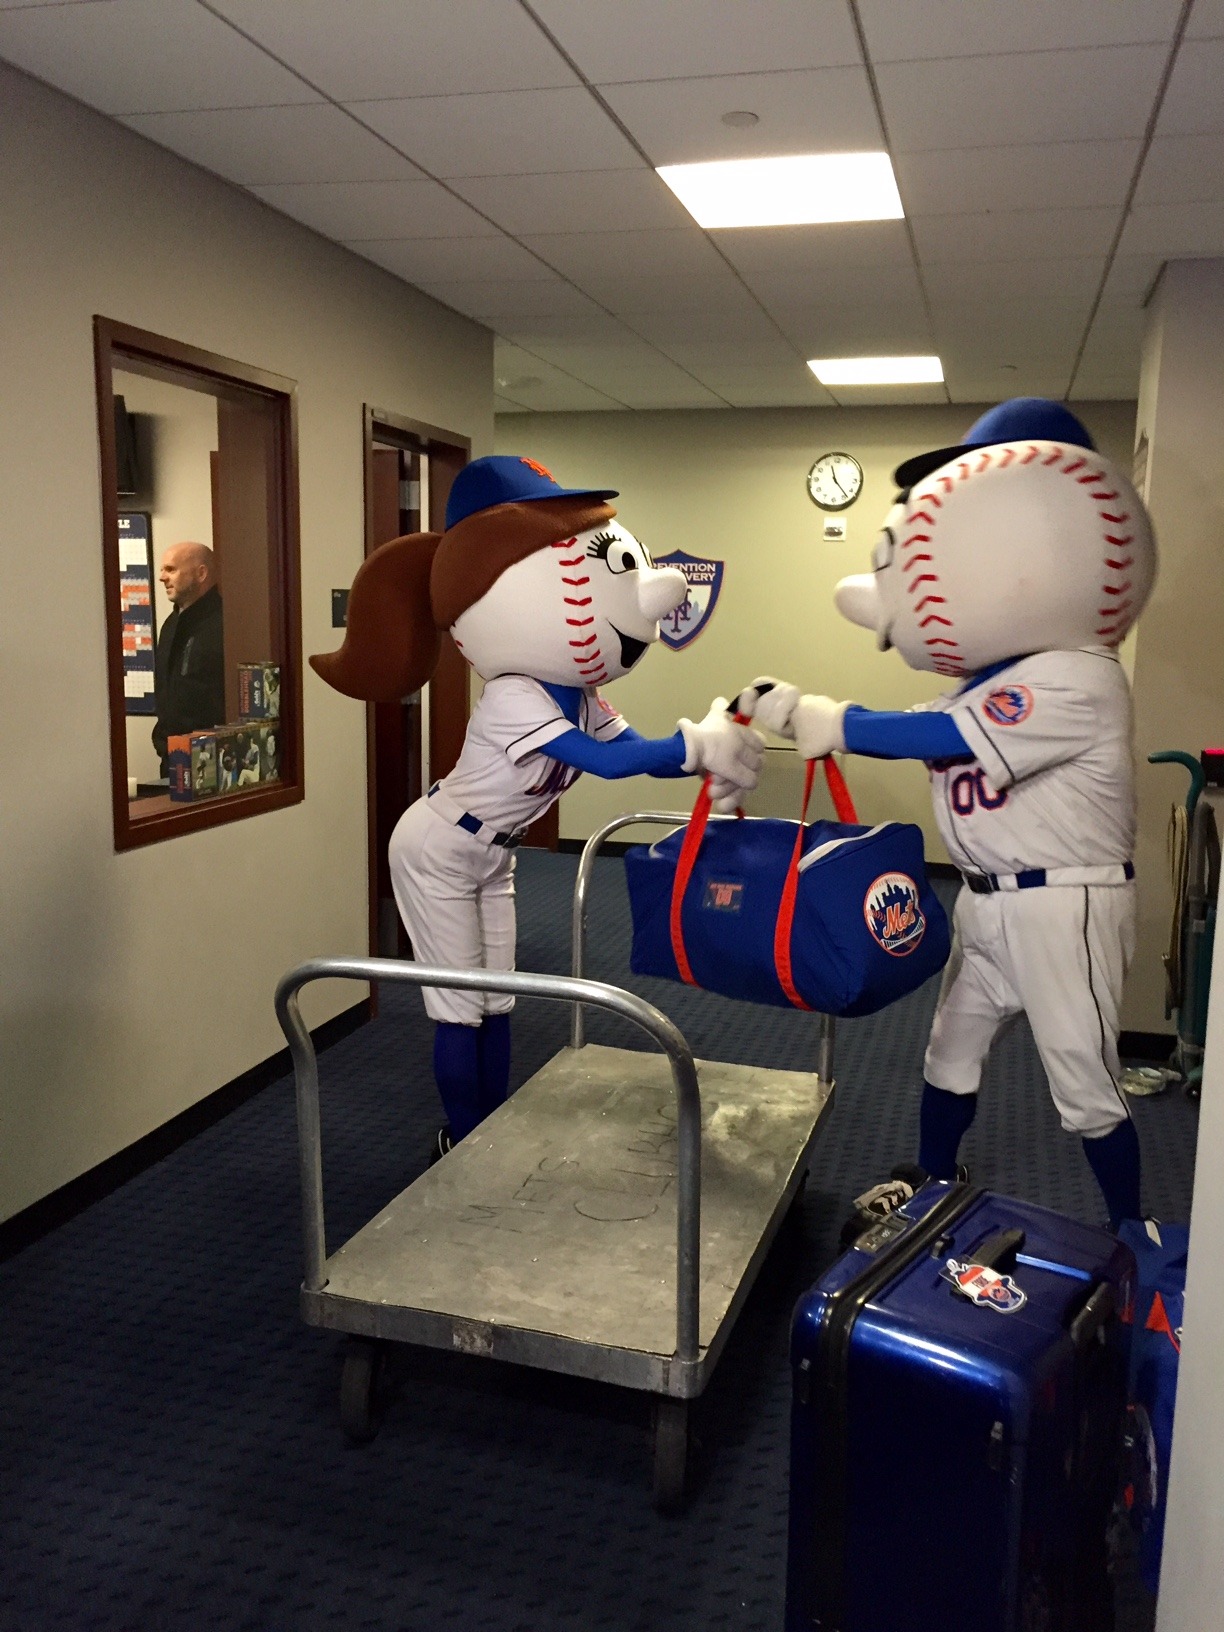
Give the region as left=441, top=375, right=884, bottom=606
left=790, top=695, right=850, bottom=759
left=707, top=773, right=749, bottom=815
left=738, top=676, right=800, bottom=738
left=678, top=697, right=765, bottom=790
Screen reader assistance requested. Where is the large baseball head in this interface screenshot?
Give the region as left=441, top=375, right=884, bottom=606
left=834, top=399, right=1156, bottom=677
left=311, top=454, right=686, bottom=700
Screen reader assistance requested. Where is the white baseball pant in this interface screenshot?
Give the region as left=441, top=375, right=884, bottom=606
left=924, top=883, right=1137, bottom=1137
left=388, top=798, right=517, bottom=1025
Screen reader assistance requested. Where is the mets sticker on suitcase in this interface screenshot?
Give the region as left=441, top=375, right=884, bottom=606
left=940, top=1258, right=1028, bottom=1313
left=863, top=872, right=926, bottom=957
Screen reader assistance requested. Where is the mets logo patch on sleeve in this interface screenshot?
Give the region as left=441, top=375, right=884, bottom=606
left=982, top=684, right=1033, bottom=726
left=863, top=872, right=926, bottom=957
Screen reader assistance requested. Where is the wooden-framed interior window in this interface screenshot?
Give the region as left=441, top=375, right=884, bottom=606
left=95, top=317, right=303, bottom=850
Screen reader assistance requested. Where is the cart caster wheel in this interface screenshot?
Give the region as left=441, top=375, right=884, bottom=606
left=340, top=1338, right=390, bottom=1445
left=652, top=1398, right=689, bottom=1514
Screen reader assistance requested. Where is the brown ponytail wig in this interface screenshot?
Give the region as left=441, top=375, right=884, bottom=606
left=310, top=496, right=615, bottom=703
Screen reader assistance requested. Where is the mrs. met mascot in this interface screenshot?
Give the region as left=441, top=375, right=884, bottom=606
left=746, top=399, right=1156, bottom=1229
left=314, top=455, right=763, bottom=1158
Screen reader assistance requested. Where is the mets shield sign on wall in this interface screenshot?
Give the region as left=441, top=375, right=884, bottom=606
left=654, top=550, right=724, bottom=650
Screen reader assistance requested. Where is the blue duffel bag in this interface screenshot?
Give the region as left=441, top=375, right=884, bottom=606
left=625, top=757, right=950, bottom=1017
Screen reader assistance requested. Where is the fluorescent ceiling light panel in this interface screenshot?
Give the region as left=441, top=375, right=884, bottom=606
left=809, top=355, right=945, bottom=386
left=656, top=152, right=903, bottom=230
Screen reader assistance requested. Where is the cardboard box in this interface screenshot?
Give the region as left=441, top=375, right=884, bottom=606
left=238, top=662, right=281, bottom=721
left=215, top=726, right=242, bottom=794
left=167, top=731, right=218, bottom=802
left=234, top=726, right=262, bottom=789
left=259, top=721, right=281, bottom=783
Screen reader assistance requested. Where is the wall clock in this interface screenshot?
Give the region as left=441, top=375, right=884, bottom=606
left=807, top=451, right=863, bottom=512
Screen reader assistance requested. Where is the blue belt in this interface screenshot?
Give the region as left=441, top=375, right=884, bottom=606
left=428, top=784, right=524, bottom=848
left=964, top=862, right=1134, bottom=894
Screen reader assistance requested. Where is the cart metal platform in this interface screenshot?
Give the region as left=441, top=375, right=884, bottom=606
left=275, top=812, right=835, bottom=1507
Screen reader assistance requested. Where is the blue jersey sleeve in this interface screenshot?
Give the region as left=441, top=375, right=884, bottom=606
left=843, top=705, right=972, bottom=762
left=544, top=725, right=688, bottom=779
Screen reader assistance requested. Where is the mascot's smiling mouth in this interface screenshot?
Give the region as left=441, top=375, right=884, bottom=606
left=611, top=625, right=648, bottom=669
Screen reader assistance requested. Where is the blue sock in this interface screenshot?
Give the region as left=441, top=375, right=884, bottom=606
left=477, top=1014, right=512, bottom=1120
left=1082, top=1119, right=1142, bottom=1231
left=432, top=1022, right=481, bottom=1142
left=918, top=1081, right=978, bottom=1179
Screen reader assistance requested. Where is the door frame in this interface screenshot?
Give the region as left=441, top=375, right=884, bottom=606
left=362, top=407, right=471, bottom=959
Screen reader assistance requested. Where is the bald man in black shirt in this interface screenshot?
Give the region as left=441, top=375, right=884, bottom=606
left=152, top=542, right=226, bottom=772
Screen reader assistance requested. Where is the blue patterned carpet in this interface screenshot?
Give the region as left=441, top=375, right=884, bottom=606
left=0, top=854, right=1197, bottom=1630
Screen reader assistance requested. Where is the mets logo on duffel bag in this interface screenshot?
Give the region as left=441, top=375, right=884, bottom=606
left=863, top=872, right=926, bottom=957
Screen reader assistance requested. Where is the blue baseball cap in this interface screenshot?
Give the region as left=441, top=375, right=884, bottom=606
left=445, top=454, right=618, bottom=529
left=894, top=397, right=1096, bottom=490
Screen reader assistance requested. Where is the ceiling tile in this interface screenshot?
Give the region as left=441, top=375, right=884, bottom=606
left=1135, top=134, right=1224, bottom=204
left=207, top=0, right=578, bottom=99
left=1155, top=42, right=1224, bottom=135
left=877, top=46, right=1167, bottom=152
left=930, top=302, right=1091, bottom=361
left=624, top=307, right=790, bottom=348
left=715, top=221, right=915, bottom=279
left=0, top=1, right=121, bottom=7
left=249, top=177, right=495, bottom=240
left=600, top=67, right=880, bottom=167
left=898, top=139, right=1138, bottom=217
left=911, top=206, right=1118, bottom=262
left=707, top=371, right=837, bottom=408
left=741, top=261, right=926, bottom=308
left=349, top=234, right=553, bottom=283
left=1117, top=201, right=1224, bottom=257
left=0, top=0, right=317, bottom=113
left=1099, top=254, right=1165, bottom=303
left=652, top=336, right=802, bottom=372
left=450, top=168, right=690, bottom=235
left=611, top=381, right=729, bottom=410
left=921, top=257, right=1106, bottom=304
left=494, top=342, right=628, bottom=409
left=420, top=278, right=607, bottom=321
left=494, top=394, right=530, bottom=413
left=1068, top=310, right=1145, bottom=398
left=1187, top=0, right=1224, bottom=36
left=123, top=103, right=416, bottom=185
left=528, top=0, right=860, bottom=81
left=943, top=362, right=1073, bottom=401
left=584, top=272, right=762, bottom=319
left=520, top=226, right=729, bottom=284
left=493, top=312, right=640, bottom=348
left=858, top=0, right=1183, bottom=62
left=355, top=86, right=639, bottom=177
left=828, top=383, right=948, bottom=407
left=770, top=300, right=933, bottom=356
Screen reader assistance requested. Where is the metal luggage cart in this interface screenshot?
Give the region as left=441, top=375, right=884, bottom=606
left=275, top=813, right=835, bottom=1509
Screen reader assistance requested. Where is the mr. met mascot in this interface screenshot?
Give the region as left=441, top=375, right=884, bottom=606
left=746, top=399, right=1156, bottom=1229
left=314, top=455, right=763, bottom=1158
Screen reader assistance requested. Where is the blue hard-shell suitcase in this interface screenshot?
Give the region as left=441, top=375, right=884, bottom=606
left=786, top=1183, right=1136, bottom=1632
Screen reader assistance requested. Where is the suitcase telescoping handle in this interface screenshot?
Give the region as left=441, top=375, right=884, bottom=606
left=666, top=690, right=860, bottom=1000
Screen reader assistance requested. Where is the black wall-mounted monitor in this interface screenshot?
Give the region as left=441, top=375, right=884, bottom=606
left=114, top=395, right=138, bottom=496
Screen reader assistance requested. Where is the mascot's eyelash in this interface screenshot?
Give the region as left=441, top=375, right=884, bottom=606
left=586, top=530, right=618, bottom=560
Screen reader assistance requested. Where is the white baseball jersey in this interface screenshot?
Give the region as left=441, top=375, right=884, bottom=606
left=917, top=648, right=1136, bottom=875
left=434, top=672, right=627, bottom=833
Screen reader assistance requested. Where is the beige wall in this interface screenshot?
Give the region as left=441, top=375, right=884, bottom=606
left=495, top=401, right=1137, bottom=852
left=1129, top=260, right=1224, bottom=1035
left=1143, top=260, right=1224, bottom=1632
left=114, top=369, right=219, bottom=785
left=0, top=63, right=492, bottom=1225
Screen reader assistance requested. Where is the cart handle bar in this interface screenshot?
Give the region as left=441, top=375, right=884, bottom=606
left=571, top=812, right=691, bottom=1050
left=274, top=956, right=703, bottom=1368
